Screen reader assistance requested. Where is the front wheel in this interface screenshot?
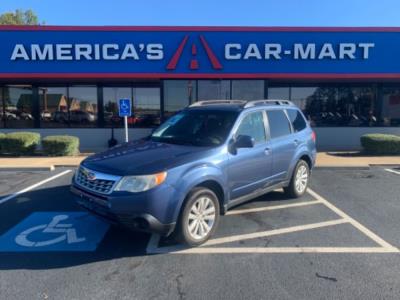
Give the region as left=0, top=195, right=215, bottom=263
left=284, top=160, right=310, bottom=198
left=176, top=187, right=220, bottom=246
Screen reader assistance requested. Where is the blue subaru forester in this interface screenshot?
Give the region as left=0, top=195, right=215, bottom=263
left=71, top=100, right=316, bottom=246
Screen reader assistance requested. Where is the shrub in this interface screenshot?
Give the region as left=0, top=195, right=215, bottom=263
left=360, top=133, right=400, bottom=155
left=42, top=135, right=80, bottom=156
left=0, top=132, right=41, bottom=155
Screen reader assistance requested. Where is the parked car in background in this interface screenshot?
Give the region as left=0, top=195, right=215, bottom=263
left=41, top=110, right=52, bottom=121
left=71, top=99, right=317, bottom=246
left=53, top=111, right=69, bottom=123
left=70, top=110, right=97, bottom=124
left=0, top=111, right=18, bottom=120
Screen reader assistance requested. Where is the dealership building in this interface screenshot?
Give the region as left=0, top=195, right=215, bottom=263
left=0, top=26, right=400, bottom=151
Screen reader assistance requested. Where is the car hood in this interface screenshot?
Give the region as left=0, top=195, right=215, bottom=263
left=82, top=139, right=216, bottom=176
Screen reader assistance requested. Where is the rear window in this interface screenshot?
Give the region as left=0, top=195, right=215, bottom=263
left=267, top=110, right=292, bottom=139
left=286, top=109, right=307, bottom=132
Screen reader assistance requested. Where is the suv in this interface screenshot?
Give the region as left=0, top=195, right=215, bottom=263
left=71, top=100, right=316, bottom=246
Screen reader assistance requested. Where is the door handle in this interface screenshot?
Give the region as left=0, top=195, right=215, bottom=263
left=293, top=139, right=300, bottom=146
left=264, top=147, right=271, bottom=155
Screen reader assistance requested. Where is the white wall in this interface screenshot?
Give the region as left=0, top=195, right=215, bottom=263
left=1, top=127, right=399, bottom=152
left=314, top=127, right=400, bottom=151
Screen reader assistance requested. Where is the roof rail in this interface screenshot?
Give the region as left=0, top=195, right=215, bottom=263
left=244, top=99, right=295, bottom=108
left=189, top=100, right=247, bottom=107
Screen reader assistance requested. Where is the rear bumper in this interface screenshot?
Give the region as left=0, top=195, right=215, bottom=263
left=70, top=185, right=176, bottom=236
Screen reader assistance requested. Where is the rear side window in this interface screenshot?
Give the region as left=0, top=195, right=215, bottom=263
left=286, top=109, right=307, bottom=132
left=267, top=110, right=292, bottom=139
left=235, top=111, right=266, bottom=144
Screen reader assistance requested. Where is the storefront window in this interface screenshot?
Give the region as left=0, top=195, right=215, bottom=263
left=380, top=87, right=400, bottom=126
left=291, top=87, right=317, bottom=111
left=133, top=87, right=160, bottom=127
left=103, top=87, right=132, bottom=127
left=301, top=86, right=378, bottom=127
left=164, top=80, right=196, bottom=118
left=232, top=80, right=264, bottom=100
left=3, top=85, right=34, bottom=128
left=198, top=80, right=230, bottom=100
left=0, top=88, right=4, bottom=128
left=39, top=87, right=68, bottom=127
left=68, top=86, right=98, bottom=127
left=268, top=87, right=290, bottom=100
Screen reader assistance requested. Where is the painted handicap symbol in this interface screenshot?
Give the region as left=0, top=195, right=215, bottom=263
left=0, top=212, right=109, bottom=252
left=15, top=214, right=86, bottom=247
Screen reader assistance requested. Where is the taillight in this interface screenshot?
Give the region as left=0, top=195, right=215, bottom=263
left=311, top=131, right=316, bottom=143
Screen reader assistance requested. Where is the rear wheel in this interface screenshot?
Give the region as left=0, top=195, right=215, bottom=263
left=176, top=187, right=220, bottom=246
left=284, top=160, right=310, bottom=198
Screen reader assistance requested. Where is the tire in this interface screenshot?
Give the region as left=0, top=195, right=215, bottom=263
left=176, top=187, right=220, bottom=246
left=284, top=160, right=310, bottom=198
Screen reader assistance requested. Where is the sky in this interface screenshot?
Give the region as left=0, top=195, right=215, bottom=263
left=1, top=0, right=400, bottom=26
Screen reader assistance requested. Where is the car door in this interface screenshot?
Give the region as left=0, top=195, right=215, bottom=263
left=266, top=109, right=297, bottom=183
left=228, top=110, right=273, bottom=200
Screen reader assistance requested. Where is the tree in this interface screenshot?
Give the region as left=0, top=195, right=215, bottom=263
left=0, top=9, right=42, bottom=25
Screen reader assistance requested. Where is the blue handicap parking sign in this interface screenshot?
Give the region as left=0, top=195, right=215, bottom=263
left=0, top=212, right=109, bottom=252
left=119, top=98, right=131, bottom=117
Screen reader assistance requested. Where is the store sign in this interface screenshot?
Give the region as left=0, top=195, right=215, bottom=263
left=0, top=27, right=399, bottom=77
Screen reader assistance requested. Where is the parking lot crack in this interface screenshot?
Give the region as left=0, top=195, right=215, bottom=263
left=315, top=272, right=337, bottom=282
left=175, top=274, right=186, bottom=299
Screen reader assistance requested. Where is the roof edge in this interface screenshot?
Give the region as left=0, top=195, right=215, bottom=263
left=1, top=25, right=400, bottom=32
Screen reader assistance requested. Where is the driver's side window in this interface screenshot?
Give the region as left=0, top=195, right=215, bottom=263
left=235, top=111, right=266, bottom=144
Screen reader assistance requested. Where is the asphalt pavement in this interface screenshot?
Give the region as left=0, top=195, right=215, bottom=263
left=0, top=167, right=399, bottom=299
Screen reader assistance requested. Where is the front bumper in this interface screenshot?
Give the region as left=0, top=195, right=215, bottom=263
left=70, top=185, right=176, bottom=236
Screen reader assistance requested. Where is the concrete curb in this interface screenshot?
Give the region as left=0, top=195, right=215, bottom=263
left=314, top=166, right=370, bottom=170
left=0, top=166, right=55, bottom=172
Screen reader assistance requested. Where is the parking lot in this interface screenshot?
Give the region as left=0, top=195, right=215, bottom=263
left=0, top=167, right=399, bottom=299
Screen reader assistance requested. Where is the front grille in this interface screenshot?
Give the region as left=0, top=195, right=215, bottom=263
left=75, top=166, right=121, bottom=195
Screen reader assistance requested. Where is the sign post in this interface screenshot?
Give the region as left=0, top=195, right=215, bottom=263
left=118, top=98, right=131, bottom=143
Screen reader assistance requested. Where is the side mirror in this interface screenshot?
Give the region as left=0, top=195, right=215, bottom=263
left=235, top=135, right=255, bottom=149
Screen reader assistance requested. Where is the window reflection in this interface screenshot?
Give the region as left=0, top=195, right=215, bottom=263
left=268, top=87, right=290, bottom=100
left=133, top=88, right=161, bottom=127
left=103, top=87, right=131, bottom=127
left=164, top=80, right=195, bottom=118
left=232, top=80, right=264, bottom=100
left=3, top=85, right=34, bottom=128
left=381, top=87, right=400, bottom=126
left=68, top=86, right=98, bottom=127
left=198, top=80, right=230, bottom=100
left=0, top=87, right=4, bottom=128
left=39, top=87, right=68, bottom=127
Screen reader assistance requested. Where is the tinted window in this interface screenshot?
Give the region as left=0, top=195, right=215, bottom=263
left=151, top=110, right=238, bottom=146
left=133, top=87, right=161, bottom=128
left=3, top=85, right=34, bottom=128
left=39, top=87, right=68, bottom=128
left=232, top=80, right=264, bottom=100
left=236, top=111, right=266, bottom=144
left=103, top=87, right=132, bottom=127
left=68, top=86, right=98, bottom=128
left=198, top=80, right=230, bottom=100
left=164, top=80, right=196, bottom=118
left=267, top=110, right=292, bottom=139
left=287, top=109, right=307, bottom=132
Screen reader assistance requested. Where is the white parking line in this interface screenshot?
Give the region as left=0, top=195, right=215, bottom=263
left=226, top=200, right=321, bottom=216
left=147, top=187, right=400, bottom=255
left=384, top=168, right=400, bottom=175
left=0, top=170, right=72, bottom=205
left=205, top=219, right=347, bottom=246
left=151, top=246, right=399, bottom=254
left=307, top=188, right=398, bottom=251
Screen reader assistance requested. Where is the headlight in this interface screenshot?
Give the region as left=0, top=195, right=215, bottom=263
left=114, top=172, right=167, bottom=193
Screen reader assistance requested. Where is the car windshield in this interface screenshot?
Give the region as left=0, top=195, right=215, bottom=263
left=150, top=109, right=239, bottom=146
